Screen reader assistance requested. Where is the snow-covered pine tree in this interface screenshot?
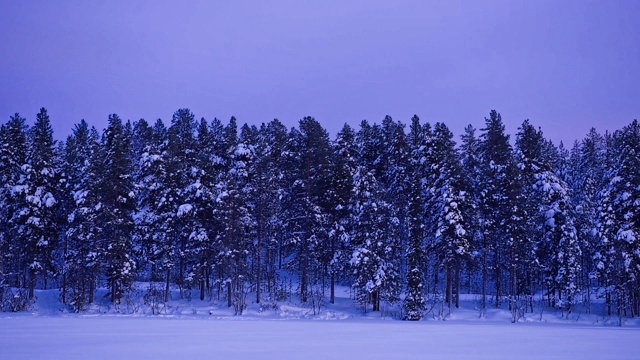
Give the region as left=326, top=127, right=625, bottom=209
left=513, top=120, right=549, bottom=313
left=379, top=117, right=410, bottom=287
left=101, top=114, right=137, bottom=304
left=165, top=109, right=201, bottom=298
left=64, top=121, right=104, bottom=310
left=251, top=123, right=269, bottom=304
left=282, top=117, right=332, bottom=303
left=327, top=123, right=358, bottom=304
left=403, top=115, right=427, bottom=320
left=131, top=119, right=153, bottom=161
left=570, top=128, right=605, bottom=313
left=602, top=120, right=640, bottom=316
left=182, top=117, right=217, bottom=301
left=11, top=108, right=60, bottom=299
left=593, top=131, right=619, bottom=316
left=459, top=124, right=483, bottom=307
left=217, top=122, right=256, bottom=314
left=428, top=122, right=471, bottom=314
left=252, top=119, right=288, bottom=303
left=477, top=110, right=514, bottom=311
left=135, top=118, right=180, bottom=302
left=355, top=119, right=381, bottom=171
left=0, top=114, right=29, bottom=308
left=534, top=169, right=581, bottom=314
left=350, top=166, right=397, bottom=312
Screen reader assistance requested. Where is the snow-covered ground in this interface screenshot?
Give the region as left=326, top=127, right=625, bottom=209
left=1, top=316, right=638, bottom=360
left=1, top=285, right=639, bottom=359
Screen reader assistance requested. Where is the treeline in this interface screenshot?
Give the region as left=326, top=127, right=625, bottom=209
left=0, top=108, right=638, bottom=321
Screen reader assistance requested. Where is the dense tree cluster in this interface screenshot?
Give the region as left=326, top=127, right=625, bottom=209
left=1, top=108, right=639, bottom=321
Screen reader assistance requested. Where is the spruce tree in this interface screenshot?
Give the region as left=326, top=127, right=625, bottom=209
left=403, top=115, right=427, bottom=320
left=477, top=110, right=514, bottom=311
left=0, top=114, right=29, bottom=307
left=64, top=121, right=103, bottom=310
left=12, top=108, right=59, bottom=298
left=328, top=124, right=357, bottom=304
left=101, top=114, right=137, bottom=304
left=350, top=167, right=394, bottom=312
left=429, top=122, right=471, bottom=313
left=282, top=117, right=332, bottom=303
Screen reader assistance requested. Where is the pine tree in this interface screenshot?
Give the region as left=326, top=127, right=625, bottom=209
left=328, top=124, right=357, bottom=304
left=403, top=115, right=427, bottom=320
left=215, top=120, right=256, bottom=314
left=569, top=128, right=605, bottom=313
left=282, top=117, right=332, bottom=303
left=165, top=109, right=200, bottom=298
left=188, top=117, right=218, bottom=301
left=253, top=119, right=288, bottom=302
left=64, top=121, right=103, bottom=310
left=0, top=114, right=29, bottom=307
left=101, top=114, right=137, bottom=304
left=513, top=120, right=548, bottom=314
left=534, top=169, right=581, bottom=313
left=428, top=122, right=471, bottom=313
left=135, top=118, right=180, bottom=302
left=350, top=167, right=395, bottom=312
left=477, top=110, right=515, bottom=311
left=11, top=108, right=60, bottom=298
left=599, top=120, right=640, bottom=316
left=459, top=124, right=483, bottom=307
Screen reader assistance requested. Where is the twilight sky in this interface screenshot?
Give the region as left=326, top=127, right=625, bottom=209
left=1, top=0, right=638, bottom=145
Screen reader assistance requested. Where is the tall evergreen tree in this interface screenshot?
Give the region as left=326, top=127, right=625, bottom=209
left=596, top=120, right=640, bottom=316
left=64, top=121, right=103, bottom=310
left=135, top=119, right=180, bottom=302
left=12, top=108, right=59, bottom=298
left=0, top=114, right=29, bottom=307
left=101, top=114, right=137, bottom=304
left=477, top=110, right=514, bottom=312
left=252, top=119, right=288, bottom=303
left=569, top=128, right=605, bottom=313
left=215, top=120, right=256, bottom=313
left=403, top=115, right=427, bottom=320
left=428, top=122, right=471, bottom=313
left=327, top=124, right=357, bottom=304
left=283, top=117, right=332, bottom=303
left=350, top=167, right=400, bottom=312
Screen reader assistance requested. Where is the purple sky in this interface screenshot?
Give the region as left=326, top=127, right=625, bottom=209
left=1, top=0, right=638, bottom=145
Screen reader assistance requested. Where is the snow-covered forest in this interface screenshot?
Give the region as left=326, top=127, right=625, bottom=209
left=1, top=107, right=639, bottom=322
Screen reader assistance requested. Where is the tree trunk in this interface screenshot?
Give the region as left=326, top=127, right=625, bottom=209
left=372, top=290, right=380, bottom=312
left=300, top=253, right=308, bottom=303
left=164, top=268, right=171, bottom=303
left=199, top=268, right=205, bottom=301
left=89, top=275, right=95, bottom=304
left=256, top=241, right=262, bottom=304
left=330, top=272, right=335, bottom=304
left=481, top=249, right=487, bottom=313
left=61, top=233, right=68, bottom=304
left=495, top=257, right=501, bottom=308
left=446, top=264, right=453, bottom=313
left=455, top=260, right=461, bottom=309
left=511, top=264, right=517, bottom=322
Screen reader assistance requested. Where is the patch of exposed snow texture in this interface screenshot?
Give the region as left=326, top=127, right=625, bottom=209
left=177, top=203, right=193, bottom=217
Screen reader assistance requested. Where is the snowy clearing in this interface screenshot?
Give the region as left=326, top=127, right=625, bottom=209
left=1, top=316, right=638, bottom=360
left=2, top=287, right=638, bottom=359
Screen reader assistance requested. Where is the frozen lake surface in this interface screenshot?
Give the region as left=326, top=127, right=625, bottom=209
left=1, top=316, right=637, bottom=360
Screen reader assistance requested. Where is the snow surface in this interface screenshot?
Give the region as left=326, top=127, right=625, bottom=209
left=1, top=316, right=637, bottom=360
left=1, top=286, right=638, bottom=359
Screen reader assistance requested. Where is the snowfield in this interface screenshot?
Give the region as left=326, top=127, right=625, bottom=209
left=1, top=286, right=639, bottom=359
left=1, top=316, right=638, bottom=360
